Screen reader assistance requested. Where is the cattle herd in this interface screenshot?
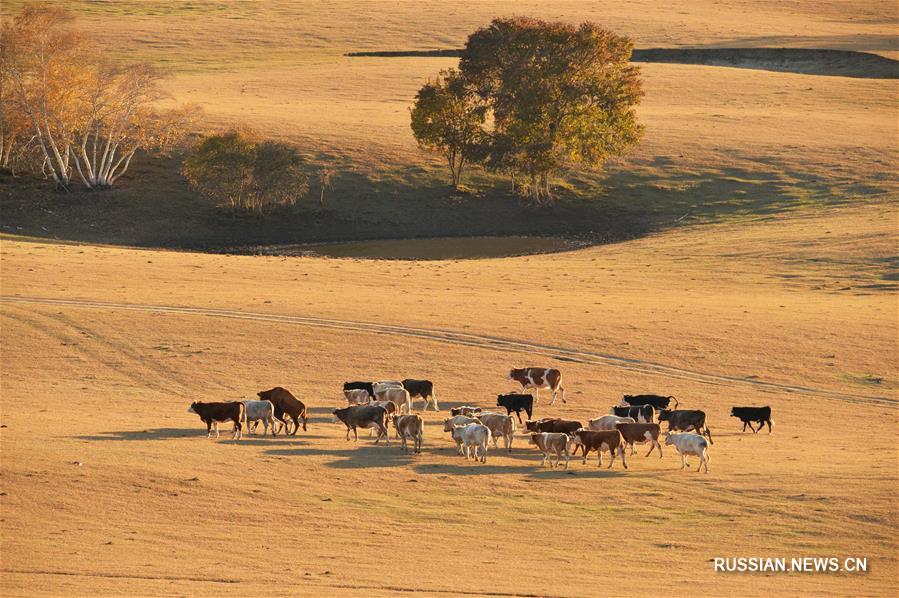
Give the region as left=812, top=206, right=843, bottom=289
left=187, top=367, right=775, bottom=473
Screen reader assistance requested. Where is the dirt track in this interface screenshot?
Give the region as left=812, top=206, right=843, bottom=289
left=2, top=295, right=889, bottom=406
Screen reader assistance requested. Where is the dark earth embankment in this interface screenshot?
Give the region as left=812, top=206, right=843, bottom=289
left=346, top=47, right=899, bottom=79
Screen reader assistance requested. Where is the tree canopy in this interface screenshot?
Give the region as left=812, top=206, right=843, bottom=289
left=410, top=68, right=487, bottom=190
left=413, top=17, right=644, bottom=204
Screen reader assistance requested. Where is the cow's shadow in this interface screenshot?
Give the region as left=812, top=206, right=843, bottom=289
left=76, top=428, right=325, bottom=442
left=265, top=444, right=418, bottom=469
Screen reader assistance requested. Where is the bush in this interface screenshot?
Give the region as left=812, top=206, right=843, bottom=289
left=182, top=130, right=309, bottom=214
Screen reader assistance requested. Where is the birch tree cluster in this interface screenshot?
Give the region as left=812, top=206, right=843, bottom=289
left=0, top=3, right=197, bottom=190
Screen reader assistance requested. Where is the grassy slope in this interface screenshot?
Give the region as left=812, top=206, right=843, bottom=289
left=1, top=205, right=896, bottom=596
left=1, top=1, right=896, bottom=247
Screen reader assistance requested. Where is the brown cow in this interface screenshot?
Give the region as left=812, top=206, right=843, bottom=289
left=333, top=405, right=389, bottom=444
left=570, top=429, right=627, bottom=469
left=508, top=367, right=566, bottom=404
left=393, top=414, right=424, bottom=453
left=616, top=423, right=663, bottom=458
left=524, top=418, right=583, bottom=454
left=257, top=387, right=308, bottom=434
left=188, top=401, right=244, bottom=440
left=527, top=432, right=572, bottom=469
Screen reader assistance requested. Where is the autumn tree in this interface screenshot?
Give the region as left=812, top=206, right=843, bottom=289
left=460, top=18, right=644, bottom=204
left=0, top=3, right=195, bottom=190
left=410, top=68, right=487, bottom=189
left=181, top=129, right=309, bottom=215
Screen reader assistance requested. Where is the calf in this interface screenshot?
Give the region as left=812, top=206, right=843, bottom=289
left=588, top=414, right=635, bottom=431
left=443, top=415, right=481, bottom=453
left=731, top=406, right=773, bottom=433
left=658, top=409, right=712, bottom=444
left=570, top=429, right=627, bottom=469
left=242, top=399, right=280, bottom=436
left=375, top=386, right=412, bottom=415
left=474, top=412, right=516, bottom=452
left=622, top=394, right=678, bottom=410
left=344, top=388, right=371, bottom=405
left=402, top=379, right=438, bottom=411
left=451, top=424, right=491, bottom=463
left=665, top=432, right=710, bottom=473
left=257, top=387, right=308, bottom=434
left=188, top=401, right=244, bottom=440
left=615, top=422, right=663, bottom=458
left=343, top=381, right=374, bottom=398
left=393, top=414, right=424, bottom=453
left=332, top=405, right=389, bottom=444
left=527, top=432, right=572, bottom=469
left=611, top=404, right=654, bottom=424
left=508, top=367, right=566, bottom=404
left=450, top=406, right=482, bottom=417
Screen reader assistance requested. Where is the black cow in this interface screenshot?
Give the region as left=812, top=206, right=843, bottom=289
left=497, top=393, right=533, bottom=423
left=731, top=406, right=773, bottom=433
left=402, top=379, right=438, bottom=410
left=622, top=394, right=678, bottom=410
left=658, top=409, right=713, bottom=444
left=611, top=404, right=654, bottom=423
left=188, top=401, right=244, bottom=440
left=343, top=381, right=374, bottom=398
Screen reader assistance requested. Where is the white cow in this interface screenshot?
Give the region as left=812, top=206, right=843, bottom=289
left=242, top=399, right=281, bottom=436
left=527, top=432, right=572, bottom=469
left=375, top=386, right=412, bottom=414
left=472, top=412, right=516, bottom=452
left=344, top=389, right=371, bottom=405
left=665, top=432, right=710, bottom=473
left=588, top=415, right=635, bottom=431
left=450, top=424, right=491, bottom=463
left=443, top=415, right=481, bottom=453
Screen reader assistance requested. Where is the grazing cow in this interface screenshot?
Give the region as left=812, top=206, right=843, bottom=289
left=588, top=414, right=635, bottom=431
left=375, top=386, right=412, bottom=415
left=242, top=399, right=280, bottom=436
left=443, top=415, right=481, bottom=453
left=343, top=381, right=374, bottom=399
left=450, top=406, right=482, bottom=417
left=611, top=404, right=654, bottom=424
left=665, top=432, right=710, bottom=473
left=658, top=409, right=713, bottom=444
left=344, top=389, right=371, bottom=405
left=332, top=405, right=389, bottom=444
left=525, top=418, right=583, bottom=455
left=508, top=368, right=566, bottom=404
left=366, top=400, right=398, bottom=436
left=524, top=418, right=583, bottom=435
left=474, top=412, right=516, bottom=452
left=451, top=424, right=491, bottom=463
left=527, top=432, right=572, bottom=469
left=402, top=379, right=438, bottom=411
left=731, top=406, right=773, bottom=433
left=393, top=414, right=424, bottom=453
left=188, top=401, right=244, bottom=440
left=615, top=423, right=663, bottom=458
left=622, top=394, right=678, bottom=410
left=257, top=387, right=308, bottom=434
left=496, top=393, right=534, bottom=423
left=570, top=429, right=627, bottom=469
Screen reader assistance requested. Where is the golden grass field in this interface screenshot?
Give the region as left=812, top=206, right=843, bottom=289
left=1, top=1, right=898, bottom=596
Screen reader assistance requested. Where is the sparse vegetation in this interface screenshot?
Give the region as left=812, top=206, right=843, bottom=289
left=181, top=129, right=309, bottom=215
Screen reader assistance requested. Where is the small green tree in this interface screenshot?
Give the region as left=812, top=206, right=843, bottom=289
left=460, top=18, right=644, bottom=204
left=182, top=129, right=309, bottom=214
left=410, top=68, right=486, bottom=189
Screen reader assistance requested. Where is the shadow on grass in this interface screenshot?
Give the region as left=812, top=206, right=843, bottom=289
left=6, top=148, right=889, bottom=255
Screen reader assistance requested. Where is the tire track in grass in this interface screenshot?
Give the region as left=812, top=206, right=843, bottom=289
left=1, top=295, right=892, bottom=406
